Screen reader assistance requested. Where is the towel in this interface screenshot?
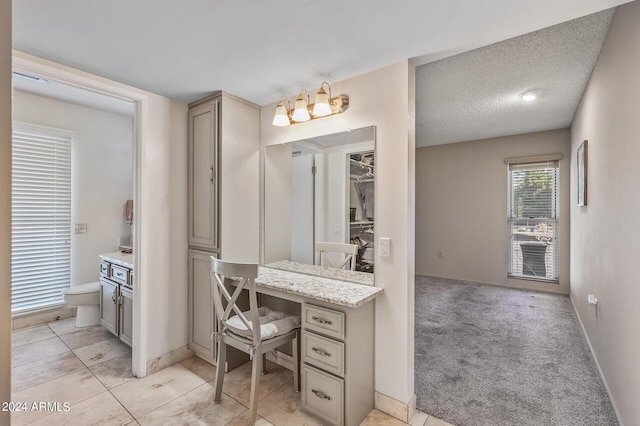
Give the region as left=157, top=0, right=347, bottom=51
left=125, top=199, right=133, bottom=225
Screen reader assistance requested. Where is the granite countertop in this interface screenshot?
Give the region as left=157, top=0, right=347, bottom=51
left=266, top=260, right=374, bottom=286
left=257, top=266, right=382, bottom=308
left=100, top=251, right=134, bottom=269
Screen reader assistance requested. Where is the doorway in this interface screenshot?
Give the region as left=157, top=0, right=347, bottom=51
left=10, top=57, right=144, bottom=377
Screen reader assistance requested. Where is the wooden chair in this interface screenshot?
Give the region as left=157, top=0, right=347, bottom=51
left=315, top=241, right=359, bottom=271
left=210, top=257, right=300, bottom=425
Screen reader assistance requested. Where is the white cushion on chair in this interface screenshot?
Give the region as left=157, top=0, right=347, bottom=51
left=225, top=306, right=300, bottom=340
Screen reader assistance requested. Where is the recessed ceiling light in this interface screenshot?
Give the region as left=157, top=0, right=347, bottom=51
left=519, top=90, right=541, bottom=101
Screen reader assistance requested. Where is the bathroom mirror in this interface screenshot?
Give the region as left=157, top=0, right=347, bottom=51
left=264, top=126, right=376, bottom=280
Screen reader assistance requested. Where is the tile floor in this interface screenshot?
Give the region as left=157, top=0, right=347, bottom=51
left=11, top=317, right=452, bottom=425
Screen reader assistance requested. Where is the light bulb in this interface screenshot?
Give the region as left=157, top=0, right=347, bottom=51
left=313, top=87, right=332, bottom=117
left=272, top=101, right=290, bottom=127
left=292, top=94, right=310, bottom=122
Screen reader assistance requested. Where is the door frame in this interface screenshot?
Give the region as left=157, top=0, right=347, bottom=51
left=12, top=51, right=148, bottom=377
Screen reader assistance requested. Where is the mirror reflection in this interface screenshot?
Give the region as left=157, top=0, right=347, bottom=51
left=264, top=126, right=376, bottom=280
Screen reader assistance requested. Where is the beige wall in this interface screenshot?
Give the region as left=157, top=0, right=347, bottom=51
left=137, top=95, right=188, bottom=370
left=219, top=95, right=260, bottom=263
left=261, top=61, right=416, bottom=413
left=416, top=129, right=571, bottom=294
left=1, top=0, right=11, bottom=423
left=570, top=3, right=640, bottom=424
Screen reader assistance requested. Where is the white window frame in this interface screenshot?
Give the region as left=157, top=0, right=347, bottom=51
left=506, top=155, right=561, bottom=283
left=11, top=122, right=73, bottom=313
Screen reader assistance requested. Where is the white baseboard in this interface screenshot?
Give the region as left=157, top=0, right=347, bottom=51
left=375, top=391, right=416, bottom=423
left=146, top=346, right=194, bottom=376
left=12, top=306, right=75, bottom=330
left=569, top=296, right=623, bottom=426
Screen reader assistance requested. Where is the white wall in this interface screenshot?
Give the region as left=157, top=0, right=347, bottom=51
left=261, top=61, right=416, bottom=415
left=264, top=143, right=292, bottom=264
left=570, top=3, right=640, bottom=424
left=291, top=153, right=315, bottom=264
left=1, top=1, right=12, bottom=423
left=12, top=52, right=189, bottom=377
left=13, top=91, right=133, bottom=287
left=416, top=129, right=571, bottom=294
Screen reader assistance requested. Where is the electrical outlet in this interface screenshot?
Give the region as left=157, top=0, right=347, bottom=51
left=438, top=250, right=444, bottom=259
left=74, top=223, right=87, bottom=234
left=379, top=237, right=391, bottom=257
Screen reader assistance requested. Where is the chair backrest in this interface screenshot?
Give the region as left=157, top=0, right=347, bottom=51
left=210, top=257, right=261, bottom=346
left=315, top=242, right=359, bottom=271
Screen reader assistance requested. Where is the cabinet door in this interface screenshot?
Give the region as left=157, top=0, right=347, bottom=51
left=188, top=99, right=219, bottom=250
left=119, top=286, right=133, bottom=347
left=188, top=249, right=216, bottom=363
left=100, top=278, right=118, bottom=336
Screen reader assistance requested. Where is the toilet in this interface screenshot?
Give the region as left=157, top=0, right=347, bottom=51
left=63, top=281, right=101, bottom=327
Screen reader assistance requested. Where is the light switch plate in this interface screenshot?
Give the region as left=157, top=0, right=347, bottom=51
left=74, top=223, right=88, bottom=234
left=379, top=237, right=391, bottom=257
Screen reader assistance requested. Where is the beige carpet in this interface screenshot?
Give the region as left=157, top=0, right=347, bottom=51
left=415, top=275, right=618, bottom=426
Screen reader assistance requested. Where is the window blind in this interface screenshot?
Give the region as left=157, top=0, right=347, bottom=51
left=507, top=160, right=559, bottom=281
left=11, top=126, right=72, bottom=313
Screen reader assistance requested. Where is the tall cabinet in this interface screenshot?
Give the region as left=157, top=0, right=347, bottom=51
left=187, top=91, right=260, bottom=364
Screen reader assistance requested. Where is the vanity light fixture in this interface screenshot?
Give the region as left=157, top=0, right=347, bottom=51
left=272, top=81, right=349, bottom=127
left=519, top=89, right=541, bottom=101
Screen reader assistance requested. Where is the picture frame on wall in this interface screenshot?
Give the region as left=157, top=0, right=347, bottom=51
left=577, top=140, right=588, bottom=206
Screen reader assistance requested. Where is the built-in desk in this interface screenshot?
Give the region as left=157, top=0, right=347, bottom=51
left=257, top=264, right=382, bottom=426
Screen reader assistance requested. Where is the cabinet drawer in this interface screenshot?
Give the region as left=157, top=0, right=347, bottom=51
left=302, top=304, right=345, bottom=340
left=100, top=261, right=109, bottom=278
left=302, top=364, right=344, bottom=426
left=110, top=264, right=129, bottom=285
left=302, top=331, right=345, bottom=377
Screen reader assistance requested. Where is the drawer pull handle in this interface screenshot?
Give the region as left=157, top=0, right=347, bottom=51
left=311, top=389, right=332, bottom=401
left=311, top=316, right=332, bottom=325
left=312, top=347, right=331, bottom=357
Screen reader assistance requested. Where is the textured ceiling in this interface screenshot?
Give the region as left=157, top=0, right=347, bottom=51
left=12, top=0, right=630, bottom=107
left=12, top=2, right=627, bottom=146
left=415, top=9, right=616, bottom=147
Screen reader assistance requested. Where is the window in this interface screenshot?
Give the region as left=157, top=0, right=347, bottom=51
left=507, top=159, right=558, bottom=281
left=11, top=124, right=72, bottom=313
